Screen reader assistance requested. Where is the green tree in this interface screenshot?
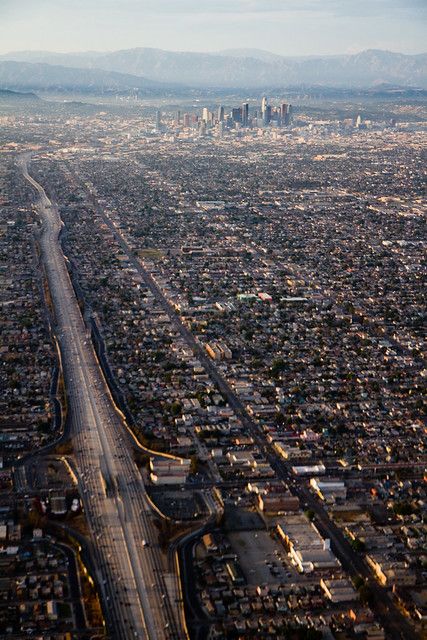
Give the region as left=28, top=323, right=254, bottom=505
left=190, top=455, right=199, bottom=475
left=271, top=358, right=286, bottom=377
left=358, top=584, right=374, bottom=606
left=170, top=401, right=182, bottom=417
left=393, top=501, right=415, bottom=516
left=351, top=538, right=366, bottom=552
left=352, top=575, right=364, bottom=590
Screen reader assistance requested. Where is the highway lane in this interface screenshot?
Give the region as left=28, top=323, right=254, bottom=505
left=19, top=155, right=185, bottom=640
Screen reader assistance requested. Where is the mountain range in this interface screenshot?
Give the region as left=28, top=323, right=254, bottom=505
left=0, top=88, right=39, bottom=100
left=0, top=60, right=166, bottom=93
left=0, top=48, right=426, bottom=91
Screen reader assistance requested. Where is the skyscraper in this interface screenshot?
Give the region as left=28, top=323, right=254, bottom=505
left=261, top=96, right=268, bottom=116
left=280, top=103, right=288, bottom=123
left=217, top=105, right=225, bottom=122
left=202, top=107, right=214, bottom=125
left=155, top=109, right=162, bottom=131
left=232, top=107, right=242, bottom=124
left=281, top=103, right=293, bottom=126
left=264, top=105, right=272, bottom=126
left=241, top=102, right=249, bottom=127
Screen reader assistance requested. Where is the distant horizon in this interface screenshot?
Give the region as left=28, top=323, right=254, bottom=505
left=1, top=0, right=426, bottom=57
left=1, top=45, right=426, bottom=58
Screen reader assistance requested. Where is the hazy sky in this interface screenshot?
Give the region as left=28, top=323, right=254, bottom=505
left=0, top=0, right=426, bottom=55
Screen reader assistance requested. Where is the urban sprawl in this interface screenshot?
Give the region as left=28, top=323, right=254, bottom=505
left=0, top=91, right=426, bottom=640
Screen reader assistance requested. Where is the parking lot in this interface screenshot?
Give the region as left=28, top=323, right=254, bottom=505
left=148, top=488, right=207, bottom=520
left=229, top=530, right=302, bottom=585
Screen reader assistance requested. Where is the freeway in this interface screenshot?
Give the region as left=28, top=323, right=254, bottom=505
left=83, top=184, right=417, bottom=640
left=19, top=155, right=186, bottom=640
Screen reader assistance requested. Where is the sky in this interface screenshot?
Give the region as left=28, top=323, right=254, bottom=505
left=0, top=0, right=426, bottom=56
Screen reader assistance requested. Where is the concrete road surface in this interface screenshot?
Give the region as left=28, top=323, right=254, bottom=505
left=20, top=155, right=186, bottom=640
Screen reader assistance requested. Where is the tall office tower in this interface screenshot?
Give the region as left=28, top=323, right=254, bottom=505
left=199, top=121, right=207, bottom=137
left=183, top=113, right=190, bottom=127
left=241, top=102, right=249, bottom=127
left=218, top=121, right=225, bottom=138
left=264, top=105, right=272, bottom=125
left=202, top=107, right=211, bottom=123
left=217, top=105, right=225, bottom=122
left=175, top=110, right=181, bottom=125
left=281, top=103, right=288, bottom=123
left=155, top=109, right=162, bottom=131
left=281, top=103, right=292, bottom=126
left=261, top=96, right=268, bottom=116
left=232, top=107, right=242, bottom=124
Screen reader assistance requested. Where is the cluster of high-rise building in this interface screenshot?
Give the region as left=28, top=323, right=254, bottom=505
left=155, top=97, right=293, bottom=135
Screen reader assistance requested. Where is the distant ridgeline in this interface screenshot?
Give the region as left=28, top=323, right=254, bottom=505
left=0, top=88, right=40, bottom=100
left=0, top=48, right=426, bottom=92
